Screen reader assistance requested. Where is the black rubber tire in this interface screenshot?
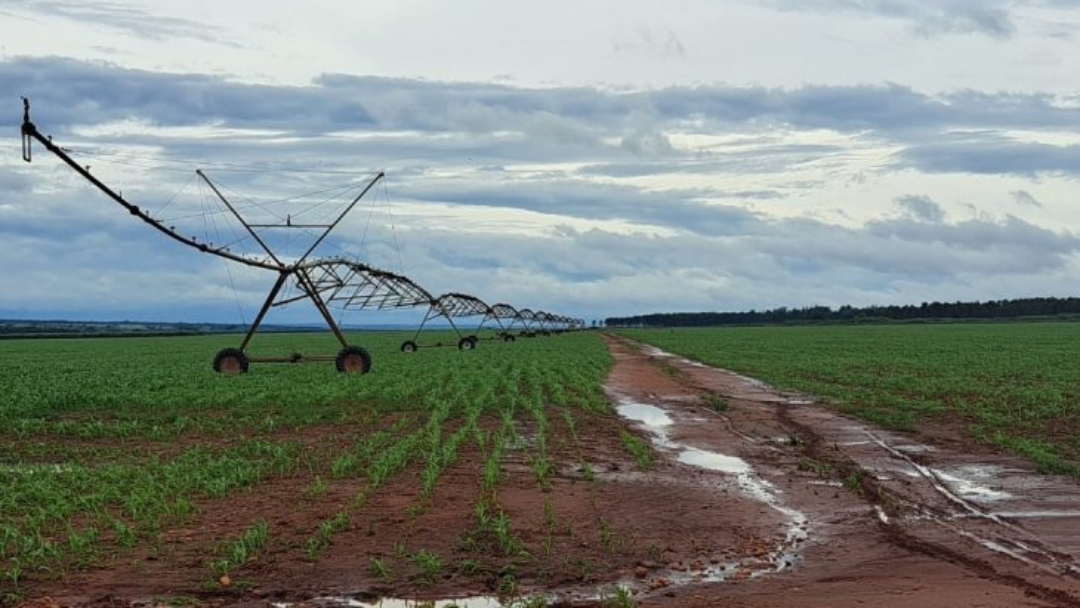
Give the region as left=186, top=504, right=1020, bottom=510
left=401, top=341, right=418, bottom=353
left=213, top=347, right=249, bottom=374
left=335, top=346, right=372, bottom=374
left=541, top=330, right=551, bottom=337
left=458, top=337, right=476, bottom=351
left=502, top=334, right=516, bottom=343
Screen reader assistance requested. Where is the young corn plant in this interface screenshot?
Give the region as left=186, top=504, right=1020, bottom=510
left=619, top=430, right=654, bottom=469
left=304, top=513, right=349, bottom=561
left=368, top=556, right=392, bottom=582
left=492, top=512, right=518, bottom=557
left=409, top=549, right=443, bottom=587
left=211, top=520, right=269, bottom=578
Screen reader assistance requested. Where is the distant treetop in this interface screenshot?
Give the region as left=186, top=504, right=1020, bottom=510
left=605, top=297, right=1080, bottom=328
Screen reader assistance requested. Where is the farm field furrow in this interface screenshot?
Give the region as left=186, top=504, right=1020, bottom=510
left=620, top=323, right=1080, bottom=476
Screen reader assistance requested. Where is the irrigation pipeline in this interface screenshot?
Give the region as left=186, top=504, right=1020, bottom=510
left=21, top=105, right=286, bottom=272
left=18, top=98, right=587, bottom=332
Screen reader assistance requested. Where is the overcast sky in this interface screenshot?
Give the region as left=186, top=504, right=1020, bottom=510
left=3, top=0, right=1080, bottom=324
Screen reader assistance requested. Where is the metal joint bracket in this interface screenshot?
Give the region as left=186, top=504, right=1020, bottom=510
left=21, top=98, right=32, bottom=163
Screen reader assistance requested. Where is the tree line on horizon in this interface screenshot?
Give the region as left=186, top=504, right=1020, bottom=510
left=605, top=297, right=1080, bottom=328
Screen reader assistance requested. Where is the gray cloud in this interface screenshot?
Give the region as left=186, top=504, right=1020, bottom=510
left=5, top=180, right=1078, bottom=321
left=897, top=135, right=1080, bottom=175
left=12, top=56, right=1080, bottom=186
left=1011, top=189, right=1044, bottom=207
left=758, top=0, right=1018, bottom=38
left=396, top=178, right=762, bottom=237
left=8, top=57, right=1080, bottom=144
left=0, top=166, right=34, bottom=194
left=896, top=194, right=945, bottom=222
left=372, top=212, right=1080, bottom=317
left=2, top=1, right=238, bottom=45
left=612, top=26, right=686, bottom=59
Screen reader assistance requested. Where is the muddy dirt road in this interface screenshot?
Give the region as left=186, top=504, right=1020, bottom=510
left=604, top=334, right=1080, bottom=607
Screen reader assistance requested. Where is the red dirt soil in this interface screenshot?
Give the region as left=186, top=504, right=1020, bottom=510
left=14, top=334, right=1080, bottom=607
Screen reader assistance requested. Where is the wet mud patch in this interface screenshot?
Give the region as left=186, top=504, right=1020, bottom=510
left=606, top=334, right=1080, bottom=607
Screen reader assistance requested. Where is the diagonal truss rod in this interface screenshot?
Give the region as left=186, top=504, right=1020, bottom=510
left=297, top=172, right=384, bottom=265
left=197, top=170, right=283, bottom=266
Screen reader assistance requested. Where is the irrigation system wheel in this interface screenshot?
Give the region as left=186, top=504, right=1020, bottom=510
left=458, top=337, right=476, bottom=351
left=401, top=340, right=418, bottom=353
left=335, top=346, right=372, bottom=373
left=213, top=348, right=249, bottom=374
left=502, top=334, right=516, bottom=343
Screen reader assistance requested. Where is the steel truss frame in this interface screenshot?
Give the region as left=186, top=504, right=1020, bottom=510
left=490, top=303, right=528, bottom=337
left=19, top=98, right=586, bottom=370
left=399, top=292, right=507, bottom=352
left=21, top=99, right=385, bottom=373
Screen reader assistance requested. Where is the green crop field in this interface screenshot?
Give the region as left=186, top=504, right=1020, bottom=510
left=0, top=331, right=612, bottom=599
left=620, top=323, right=1080, bottom=476
left=7, top=322, right=1080, bottom=602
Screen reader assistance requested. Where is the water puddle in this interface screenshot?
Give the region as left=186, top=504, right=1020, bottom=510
left=614, top=395, right=809, bottom=583
left=678, top=446, right=751, bottom=474
left=863, top=431, right=1080, bottom=574
left=274, top=596, right=504, bottom=607
left=617, top=402, right=673, bottom=428
left=731, top=373, right=771, bottom=390
left=933, top=467, right=1012, bottom=503
left=629, top=340, right=1080, bottom=582
left=894, top=444, right=936, bottom=454
left=643, top=345, right=676, bottom=358
left=991, top=511, right=1080, bottom=519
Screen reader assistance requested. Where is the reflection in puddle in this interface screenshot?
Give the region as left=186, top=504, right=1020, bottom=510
left=678, top=446, right=751, bottom=474
left=617, top=402, right=673, bottom=428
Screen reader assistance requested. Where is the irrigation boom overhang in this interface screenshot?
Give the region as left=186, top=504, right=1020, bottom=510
left=19, top=98, right=588, bottom=371
left=20, top=98, right=387, bottom=373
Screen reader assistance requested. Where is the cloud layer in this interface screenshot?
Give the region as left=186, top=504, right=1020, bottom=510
left=3, top=57, right=1080, bottom=322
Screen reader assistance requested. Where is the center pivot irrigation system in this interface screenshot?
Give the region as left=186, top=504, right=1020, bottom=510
left=19, top=98, right=584, bottom=373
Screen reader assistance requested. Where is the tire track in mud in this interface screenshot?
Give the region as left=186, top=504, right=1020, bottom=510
left=606, top=334, right=1080, bottom=607
left=778, top=407, right=1080, bottom=608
